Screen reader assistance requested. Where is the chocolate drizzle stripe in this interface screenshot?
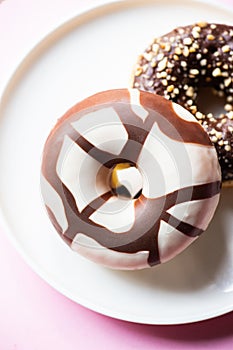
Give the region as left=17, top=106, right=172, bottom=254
left=70, top=132, right=116, bottom=169
left=81, top=191, right=112, bottom=219
left=112, top=222, right=161, bottom=266
left=161, top=212, right=203, bottom=237
left=70, top=125, right=153, bottom=168
left=190, top=181, right=221, bottom=200
left=164, top=180, right=221, bottom=210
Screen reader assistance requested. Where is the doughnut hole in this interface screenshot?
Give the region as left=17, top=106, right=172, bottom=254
left=196, top=86, right=227, bottom=118
left=109, top=162, right=143, bottom=200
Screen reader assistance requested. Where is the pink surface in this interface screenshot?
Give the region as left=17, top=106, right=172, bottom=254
left=0, top=0, right=233, bottom=349
left=0, top=226, right=233, bottom=349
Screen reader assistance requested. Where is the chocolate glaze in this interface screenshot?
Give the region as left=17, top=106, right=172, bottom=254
left=41, top=89, right=221, bottom=267
left=132, top=23, right=233, bottom=183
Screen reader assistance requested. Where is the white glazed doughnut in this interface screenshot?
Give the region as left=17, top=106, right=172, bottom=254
left=41, top=89, right=221, bottom=269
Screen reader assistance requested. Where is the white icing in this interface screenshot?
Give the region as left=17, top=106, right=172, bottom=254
left=56, top=135, right=109, bottom=213
left=71, top=107, right=128, bottom=155
left=71, top=233, right=149, bottom=270
left=168, top=194, right=220, bottom=230
left=137, top=122, right=182, bottom=198
left=158, top=220, right=197, bottom=263
left=40, top=175, right=68, bottom=233
left=128, top=88, right=149, bottom=122
left=184, top=143, right=221, bottom=184
left=137, top=122, right=221, bottom=199
left=90, top=196, right=135, bottom=233
left=172, top=102, right=198, bottom=122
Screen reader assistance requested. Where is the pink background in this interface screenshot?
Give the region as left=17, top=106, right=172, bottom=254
left=0, top=0, right=233, bottom=349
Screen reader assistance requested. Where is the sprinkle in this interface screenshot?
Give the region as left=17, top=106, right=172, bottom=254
left=143, top=52, right=153, bottom=61
left=152, top=43, right=159, bottom=54
left=147, top=80, right=154, bottom=87
left=183, top=46, right=190, bottom=57
left=222, top=45, right=230, bottom=53
left=186, top=86, right=194, bottom=97
left=218, top=140, right=224, bottom=146
left=157, top=57, right=168, bottom=71
left=167, top=62, right=174, bottom=68
left=225, top=145, right=231, bottom=152
left=222, top=72, right=229, bottom=77
left=196, top=53, right=202, bottom=60
left=193, top=42, right=199, bottom=49
left=151, top=60, right=157, bottom=67
left=190, top=105, right=197, bottom=113
left=224, top=104, right=233, bottom=112
left=187, top=99, right=193, bottom=106
left=189, top=69, right=199, bottom=75
left=224, top=77, right=232, bottom=87
left=158, top=71, right=167, bottom=78
left=174, top=88, right=179, bottom=94
left=183, top=37, right=193, bottom=45
left=210, top=129, right=216, bottom=135
left=197, top=21, right=207, bottom=28
left=211, top=136, right=218, bottom=142
left=200, top=59, right=207, bottom=66
left=193, top=26, right=201, bottom=32
left=212, top=68, right=222, bottom=77
left=134, top=67, right=143, bottom=76
left=157, top=53, right=164, bottom=61
left=174, top=47, right=182, bottom=55
left=167, top=85, right=174, bottom=92
left=216, top=131, right=222, bottom=139
left=196, top=111, right=204, bottom=119
left=227, top=111, right=233, bottom=119
left=192, top=27, right=200, bottom=38
left=207, top=34, right=215, bottom=40
left=165, top=43, right=171, bottom=52
left=181, top=61, right=187, bottom=67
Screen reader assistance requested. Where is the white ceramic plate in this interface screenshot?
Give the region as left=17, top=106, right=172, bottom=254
left=0, top=0, right=233, bottom=325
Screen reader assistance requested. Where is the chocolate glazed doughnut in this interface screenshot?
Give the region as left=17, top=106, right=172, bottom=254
left=131, top=23, right=233, bottom=186
left=41, top=89, right=221, bottom=270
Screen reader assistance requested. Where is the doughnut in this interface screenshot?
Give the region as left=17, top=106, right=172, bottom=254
left=41, top=89, right=221, bottom=270
left=131, top=22, right=233, bottom=186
